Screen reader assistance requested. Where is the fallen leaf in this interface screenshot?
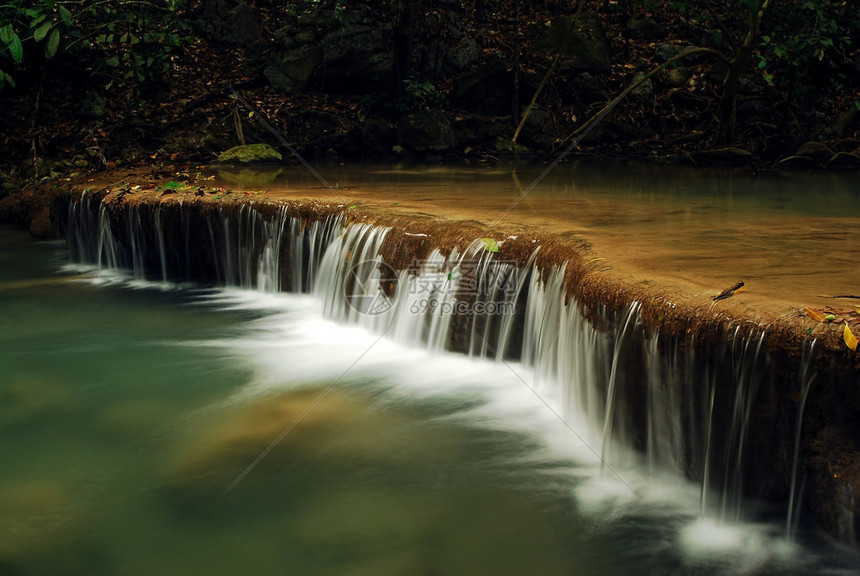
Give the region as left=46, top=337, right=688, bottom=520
left=480, top=238, right=500, bottom=253
left=804, top=307, right=827, bottom=323
left=844, top=321, right=858, bottom=352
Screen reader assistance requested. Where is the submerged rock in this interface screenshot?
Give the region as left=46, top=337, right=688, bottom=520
left=0, top=480, right=104, bottom=574
left=0, top=378, right=77, bottom=427
left=215, top=143, right=283, bottom=164
left=161, top=386, right=459, bottom=498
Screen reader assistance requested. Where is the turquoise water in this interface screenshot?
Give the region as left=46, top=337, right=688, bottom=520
left=1, top=225, right=858, bottom=575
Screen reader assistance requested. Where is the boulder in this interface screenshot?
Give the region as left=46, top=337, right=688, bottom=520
left=215, top=144, right=282, bottom=164
left=692, top=146, right=754, bottom=166
left=665, top=67, right=690, bottom=88
left=630, top=72, right=654, bottom=101
left=397, top=110, right=454, bottom=152
left=775, top=155, right=814, bottom=171
left=452, top=59, right=539, bottom=115
left=834, top=106, right=859, bottom=137
left=517, top=106, right=556, bottom=149
left=194, top=0, right=259, bottom=46
left=826, top=151, right=860, bottom=170
left=452, top=114, right=509, bottom=147
left=266, top=14, right=394, bottom=95
left=795, top=141, right=835, bottom=163
left=362, top=119, right=396, bottom=152
left=264, top=45, right=323, bottom=93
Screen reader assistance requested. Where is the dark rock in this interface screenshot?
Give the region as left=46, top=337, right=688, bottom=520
left=795, top=141, right=834, bottom=163
left=775, top=155, right=814, bottom=171
left=446, top=36, right=480, bottom=72
left=692, top=147, right=754, bottom=165
left=834, top=106, right=859, bottom=137
left=630, top=72, right=654, bottom=101
left=452, top=115, right=508, bottom=146
left=826, top=151, right=860, bottom=170
left=195, top=0, right=259, bottom=46
left=397, top=110, right=453, bottom=152
left=264, top=45, right=323, bottom=93
left=518, top=106, right=556, bottom=149
left=569, top=72, right=607, bottom=104
left=654, top=42, right=700, bottom=63
left=534, top=12, right=611, bottom=74
left=832, top=138, right=860, bottom=153
left=29, top=206, right=53, bottom=238
left=266, top=17, right=393, bottom=94
left=494, top=136, right=529, bottom=154
left=453, top=59, right=511, bottom=115
left=628, top=13, right=666, bottom=40
left=361, top=119, right=395, bottom=152
left=665, top=67, right=690, bottom=88
left=313, top=24, right=394, bottom=93
left=453, top=59, right=538, bottom=115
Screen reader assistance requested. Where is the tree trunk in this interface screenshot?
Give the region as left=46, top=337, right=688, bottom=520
left=512, top=0, right=520, bottom=125
left=716, top=0, right=771, bottom=146
left=391, top=0, right=421, bottom=98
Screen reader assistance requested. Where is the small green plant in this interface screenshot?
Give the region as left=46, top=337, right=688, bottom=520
left=403, top=78, right=445, bottom=106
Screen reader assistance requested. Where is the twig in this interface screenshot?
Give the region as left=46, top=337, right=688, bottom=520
left=713, top=280, right=744, bottom=301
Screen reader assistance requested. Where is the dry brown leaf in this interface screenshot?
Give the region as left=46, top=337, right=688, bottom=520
left=804, top=307, right=827, bottom=323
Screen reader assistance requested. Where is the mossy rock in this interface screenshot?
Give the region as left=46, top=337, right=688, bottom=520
left=215, top=144, right=283, bottom=164
left=826, top=151, right=860, bottom=170
left=795, top=141, right=834, bottom=162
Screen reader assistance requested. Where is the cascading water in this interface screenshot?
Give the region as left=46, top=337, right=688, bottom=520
left=61, top=194, right=849, bottom=550
left=787, top=338, right=817, bottom=538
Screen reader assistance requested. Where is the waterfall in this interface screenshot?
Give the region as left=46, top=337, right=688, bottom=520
left=313, top=227, right=535, bottom=356
left=64, top=194, right=807, bottom=533
left=786, top=338, right=817, bottom=538
left=66, top=198, right=343, bottom=291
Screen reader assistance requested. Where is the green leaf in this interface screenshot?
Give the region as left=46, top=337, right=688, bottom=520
left=105, top=55, right=119, bottom=67
left=480, top=238, right=500, bottom=253
left=34, top=21, right=52, bottom=43
left=9, top=33, right=23, bottom=63
left=44, top=27, right=59, bottom=58
left=0, top=24, right=12, bottom=45
left=58, top=5, right=72, bottom=25
left=31, top=13, right=49, bottom=28
left=0, top=70, right=14, bottom=89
